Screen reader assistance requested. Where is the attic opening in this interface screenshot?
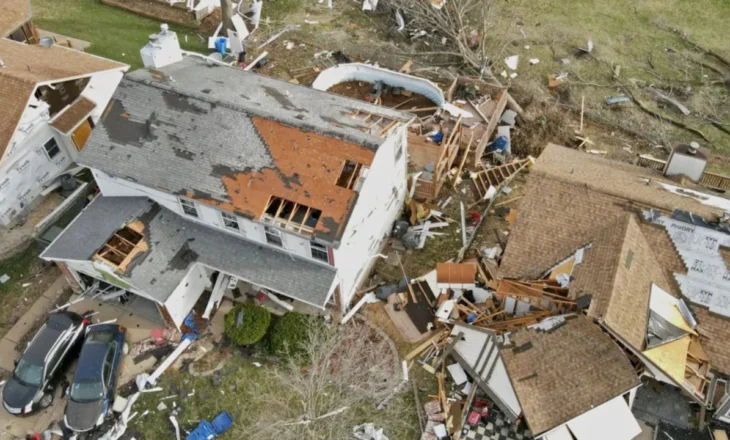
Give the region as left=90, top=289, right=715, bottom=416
left=34, top=77, right=90, bottom=118
left=336, top=160, right=368, bottom=191
left=95, top=221, right=147, bottom=271
left=262, top=196, right=321, bottom=234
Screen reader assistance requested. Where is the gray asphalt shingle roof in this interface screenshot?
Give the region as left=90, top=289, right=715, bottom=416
left=42, top=196, right=337, bottom=306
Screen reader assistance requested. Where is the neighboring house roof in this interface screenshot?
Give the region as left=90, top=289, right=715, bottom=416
left=693, top=306, right=730, bottom=376
left=79, top=57, right=412, bottom=244
left=0, top=39, right=127, bottom=159
left=500, top=315, right=639, bottom=436
left=42, top=195, right=337, bottom=307
left=569, top=214, right=673, bottom=350
left=50, top=96, right=97, bottom=134
left=0, top=0, right=30, bottom=37
left=500, top=143, right=730, bottom=374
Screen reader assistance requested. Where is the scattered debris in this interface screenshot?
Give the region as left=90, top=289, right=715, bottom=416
left=504, top=55, right=519, bottom=70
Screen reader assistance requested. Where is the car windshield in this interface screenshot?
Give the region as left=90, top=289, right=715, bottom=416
left=70, top=380, right=104, bottom=402
left=14, top=359, right=43, bottom=386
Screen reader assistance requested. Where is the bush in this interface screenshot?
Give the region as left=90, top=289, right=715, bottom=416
left=224, top=303, right=271, bottom=345
left=270, top=312, right=314, bottom=356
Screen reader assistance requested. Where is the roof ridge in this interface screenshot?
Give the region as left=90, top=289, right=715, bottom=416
left=124, top=75, right=384, bottom=149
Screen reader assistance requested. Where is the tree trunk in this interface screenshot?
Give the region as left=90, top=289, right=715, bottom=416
left=221, top=0, right=234, bottom=32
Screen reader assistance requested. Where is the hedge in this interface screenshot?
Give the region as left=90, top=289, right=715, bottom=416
left=224, top=303, right=271, bottom=345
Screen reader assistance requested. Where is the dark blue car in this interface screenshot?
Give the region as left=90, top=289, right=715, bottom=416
left=63, top=324, right=126, bottom=433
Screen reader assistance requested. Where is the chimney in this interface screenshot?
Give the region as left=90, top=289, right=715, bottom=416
left=664, top=141, right=707, bottom=182
left=140, top=23, right=183, bottom=69
left=687, top=141, right=699, bottom=155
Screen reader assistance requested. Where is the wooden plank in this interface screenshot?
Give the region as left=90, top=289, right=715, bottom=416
left=405, top=329, right=448, bottom=361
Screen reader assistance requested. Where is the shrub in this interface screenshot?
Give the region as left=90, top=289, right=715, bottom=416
left=270, top=312, right=314, bottom=356
left=224, top=303, right=271, bottom=345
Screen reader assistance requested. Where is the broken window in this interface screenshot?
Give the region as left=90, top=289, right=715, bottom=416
left=221, top=211, right=239, bottom=231
left=336, top=160, right=363, bottom=190
left=262, top=196, right=321, bottom=234
left=95, top=224, right=145, bottom=270
left=43, top=138, right=60, bottom=159
left=178, top=197, right=198, bottom=218
left=310, top=241, right=329, bottom=263
left=265, top=226, right=283, bottom=247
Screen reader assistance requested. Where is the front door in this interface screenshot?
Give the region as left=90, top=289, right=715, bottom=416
left=71, top=118, right=93, bottom=152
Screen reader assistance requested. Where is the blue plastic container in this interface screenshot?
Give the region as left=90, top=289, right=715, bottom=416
left=214, top=37, right=228, bottom=55
left=186, top=420, right=216, bottom=440
left=211, top=411, right=233, bottom=434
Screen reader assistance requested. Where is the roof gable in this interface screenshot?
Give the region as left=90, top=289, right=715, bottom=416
left=500, top=315, right=639, bottom=435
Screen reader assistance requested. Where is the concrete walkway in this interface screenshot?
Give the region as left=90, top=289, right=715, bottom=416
left=0, top=194, right=63, bottom=258
left=0, top=276, right=68, bottom=373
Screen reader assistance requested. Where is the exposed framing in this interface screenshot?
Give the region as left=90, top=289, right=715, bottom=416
left=94, top=221, right=148, bottom=273
left=412, top=117, right=463, bottom=201
left=261, top=196, right=321, bottom=235
left=336, top=160, right=364, bottom=190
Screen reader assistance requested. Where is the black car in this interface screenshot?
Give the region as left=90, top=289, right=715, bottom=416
left=64, top=324, right=126, bottom=433
left=2, top=312, right=87, bottom=415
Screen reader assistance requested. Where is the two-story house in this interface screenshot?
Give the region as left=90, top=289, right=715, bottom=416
left=41, top=26, right=414, bottom=328
left=0, top=6, right=128, bottom=227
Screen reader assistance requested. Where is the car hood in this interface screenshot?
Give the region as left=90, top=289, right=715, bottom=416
left=2, top=378, right=38, bottom=410
left=65, top=399, right=104, bottom=432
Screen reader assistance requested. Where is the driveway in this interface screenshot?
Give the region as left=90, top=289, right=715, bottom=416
left=0, top=296, right=163, bottom=438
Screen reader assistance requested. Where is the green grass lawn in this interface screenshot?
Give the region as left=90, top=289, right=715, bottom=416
left=0, top=243, right=62, bottom=339
left=32, top=0, right=208, bottom=69
left=131, top=352, right=418, bottom=439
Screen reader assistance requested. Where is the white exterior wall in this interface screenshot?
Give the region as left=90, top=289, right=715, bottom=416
left=333, top=126, right=408, bottom=310
left=0, top=69, right=124, bottom=227
left=164, top=264, right=211, bottom=328
left=82, top=70, right=125, bottom=123
left=0, top=123, right=71, bottom=226
left=93, top=169, right=328, bottom=266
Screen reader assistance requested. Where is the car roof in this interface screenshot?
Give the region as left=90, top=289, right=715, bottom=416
left=23, top=322, right=68, bottom=364
left=74, top=341, right=109, bottom=381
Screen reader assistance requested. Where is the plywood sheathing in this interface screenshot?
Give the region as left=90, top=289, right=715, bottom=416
left=436, top=262, right=477, bottom=285
left=188, top=117, right=375, bottom=243
left=643, top=335, right=690, bottom=384
left=693, top=306, right=730, bottom=375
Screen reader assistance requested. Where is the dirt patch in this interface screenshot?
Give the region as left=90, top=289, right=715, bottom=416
left=328, top=80, right=437, bottom=109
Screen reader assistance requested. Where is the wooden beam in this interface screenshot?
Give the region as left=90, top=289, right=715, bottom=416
left=405, top=329, right=448, bottom=361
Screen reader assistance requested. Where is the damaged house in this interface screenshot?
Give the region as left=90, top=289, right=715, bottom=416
left=41, top=27, right=414, bottom=328
left=450, top=315, right=642, bottom=440
left=498, top=143, right=730, bottom=426
left=0, top=4, right=128, bottom=226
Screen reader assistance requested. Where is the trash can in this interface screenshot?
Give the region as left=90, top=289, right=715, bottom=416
left=211, top=411, right=233, bottom=435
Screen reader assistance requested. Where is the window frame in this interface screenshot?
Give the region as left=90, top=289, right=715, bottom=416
left=220, top=211, right=240, bottom=231
left=178, top=197, right=199, bottom=218
left=310, top=241, right=329, bottom=263
left=264, top=226, right=283, bottom=247
left=43, top=137, right=61, bottom=160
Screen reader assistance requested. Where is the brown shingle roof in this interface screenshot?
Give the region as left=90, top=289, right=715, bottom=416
left=535, top=143, right=722, bottom=219
left=49, top=96, right=97, bottom=134
left=0, top=0, right=30, bottom=37
left=693, top=306, right=730, bottom=376
left=500, top=174, right=629, bottom=280
left=0, top=39, right=126, bottom=159
left=501, top=315, right=639, bottom=436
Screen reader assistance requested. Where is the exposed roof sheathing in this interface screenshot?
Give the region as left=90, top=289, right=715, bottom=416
left=0, top=39, right=127, bottom=158
left=436, top=262, right=477, bottom=285
left=42, top=196, right=337, bottom=306
left=50, top=96, right=97, bottom=134
left=81, top=58, right=412, bottom=243
left=501, top=315, right=639, bottom=436
left=0, top=0, right=30, bottom=37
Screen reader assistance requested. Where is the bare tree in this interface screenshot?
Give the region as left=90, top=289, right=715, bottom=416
left=382, top=0, right=520, bottom=83
left=221, top=0, right=234, bottom=32
left=246, top=320, right=414, bottom=440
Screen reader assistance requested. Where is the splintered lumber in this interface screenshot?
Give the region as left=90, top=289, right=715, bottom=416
left=405, top=329, right=448, bottom=361
left=478, top=311, right=553, bottom=332
left=471, top=158, right=533, bottom=202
